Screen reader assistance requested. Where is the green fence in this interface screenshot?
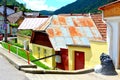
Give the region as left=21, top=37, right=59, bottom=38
left=1, top=42, right=51, bottom=69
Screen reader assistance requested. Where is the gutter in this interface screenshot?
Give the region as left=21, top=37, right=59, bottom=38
left=21, top=67, right=94, bottom=74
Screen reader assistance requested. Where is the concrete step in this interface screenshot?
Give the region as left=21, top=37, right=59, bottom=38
left=21, top=67, right=94, bottom=74
left=18, top=64, right=37, bottom=70
left=21, top=67, right=44, bottom=74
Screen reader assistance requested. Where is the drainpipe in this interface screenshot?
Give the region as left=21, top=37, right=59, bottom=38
left=105, top=21, right=113, bottom=56
left=104, top=20, right=115, bottom=66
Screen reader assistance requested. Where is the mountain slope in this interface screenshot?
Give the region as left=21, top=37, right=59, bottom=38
left=0, top=0, right=16, bottom=5
left=53, top=0, right=116, bottom=14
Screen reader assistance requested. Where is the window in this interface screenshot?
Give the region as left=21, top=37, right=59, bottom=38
left=44, top=49, right=47, bottom=62
left=38, top=47, right=40, bottom=58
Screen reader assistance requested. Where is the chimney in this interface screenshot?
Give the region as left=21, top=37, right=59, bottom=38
left=14, top=7, right=18, bottom=12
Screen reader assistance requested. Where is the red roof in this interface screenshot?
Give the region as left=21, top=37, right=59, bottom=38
left=91, top=14, right=107, bottom=40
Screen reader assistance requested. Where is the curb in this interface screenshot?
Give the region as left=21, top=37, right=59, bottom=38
left=21, top=67, right=94, bottom=74
left=0, top=46, right=94, bottom=74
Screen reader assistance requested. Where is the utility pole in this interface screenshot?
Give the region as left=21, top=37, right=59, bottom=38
left=3, top=0, right=7, bottom=42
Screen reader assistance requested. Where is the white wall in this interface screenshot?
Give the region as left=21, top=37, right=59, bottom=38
left=106, top=17, right=120, bottom=68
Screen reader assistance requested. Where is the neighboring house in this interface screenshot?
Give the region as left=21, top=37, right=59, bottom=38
left=18, top=17, right=50, bottom=55
left=7, top=11, right=23, bottom=36
left=28, top=14, right=104, bottom=70
left=0, top=13, right=4, bottom=34
left=24, top=12, right=40, bottom=17
left=99, top=0, right=120, bottom=68
left=0, top=6, right=15, bottom=16
left=7, top=11, right=41, bottom=36
left=0, top=6, right=15, bottom=34
left=18, top=17, right=54, bottom=68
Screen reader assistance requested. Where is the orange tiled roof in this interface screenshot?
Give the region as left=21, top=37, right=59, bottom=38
left=91, top=14, right=107, bottom=40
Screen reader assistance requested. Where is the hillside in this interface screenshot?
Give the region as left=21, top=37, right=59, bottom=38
left=0, top=0, right=16, bottom=5
left=40, top=10, right=54, bottom=15
left=0, top=0, right=116, bottom=15
left=53, top=0, right=116, bottom=14
left=0, top=0, right=33, bottom=12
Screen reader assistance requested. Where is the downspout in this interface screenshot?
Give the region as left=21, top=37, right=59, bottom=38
left=104, top=20, right=115, bottom=66
left=101, top=11, right=113, bottom=57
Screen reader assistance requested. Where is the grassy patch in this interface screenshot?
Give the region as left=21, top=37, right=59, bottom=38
left=1, top=42, right=51, bottom=69
left=17, top=30, right=32, bottom=36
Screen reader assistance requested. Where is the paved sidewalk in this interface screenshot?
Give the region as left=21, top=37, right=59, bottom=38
left=0, top=45, right=36, bottom=70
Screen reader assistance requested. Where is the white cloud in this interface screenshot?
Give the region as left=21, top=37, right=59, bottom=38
left=21, top=0, right=57, bottom=11
left=16, top=0, right=76, bottom=11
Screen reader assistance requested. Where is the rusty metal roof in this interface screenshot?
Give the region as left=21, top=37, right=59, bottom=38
left=34, top=15, right=102, bottom=51
left=18, top=18, right=49, bottom=30
left=18, top=14, right=104, bottom=51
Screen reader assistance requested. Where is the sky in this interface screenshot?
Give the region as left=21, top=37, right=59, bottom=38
left=16, top=0, right=76, bottom=11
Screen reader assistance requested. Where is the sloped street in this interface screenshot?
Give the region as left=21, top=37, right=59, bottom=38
left=0, top=55, right=29, bottom=80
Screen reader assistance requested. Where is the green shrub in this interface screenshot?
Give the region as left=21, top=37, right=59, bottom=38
left=10, top=23, right=19, bottom=27
left=17, top=30, right=32, bottom=36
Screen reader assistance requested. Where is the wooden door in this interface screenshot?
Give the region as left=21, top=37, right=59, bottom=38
left=75, top=51, right=85, bottom=70
left=61, top=48, right=68, bottom=70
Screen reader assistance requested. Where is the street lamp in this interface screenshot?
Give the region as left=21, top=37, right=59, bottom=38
left=3, top=0, right=7, bottom=42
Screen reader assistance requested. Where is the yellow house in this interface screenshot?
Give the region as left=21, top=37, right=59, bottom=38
left=17, top=33, right=32, bottom=51
left=90, top=41, right=108, bottom=67
left=32, top=43, right=56, bottom=69
left=18, top=14, right=105, bottom=70
left=67, top=41, right=108, bottom=70
left=68, top=45, right=92, bottom=70
left=17, top=17, right=57, bottom=69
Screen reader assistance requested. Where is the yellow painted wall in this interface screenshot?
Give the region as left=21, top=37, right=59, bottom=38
left=68, top=41, right=108, bottom=70
left=17, top=34, right=32, bottom=52
left=32, top=43, right=56, bottom=69
left=68, top=45, right=92, bottom=70
left=90, top=41, right=108, bottom=67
